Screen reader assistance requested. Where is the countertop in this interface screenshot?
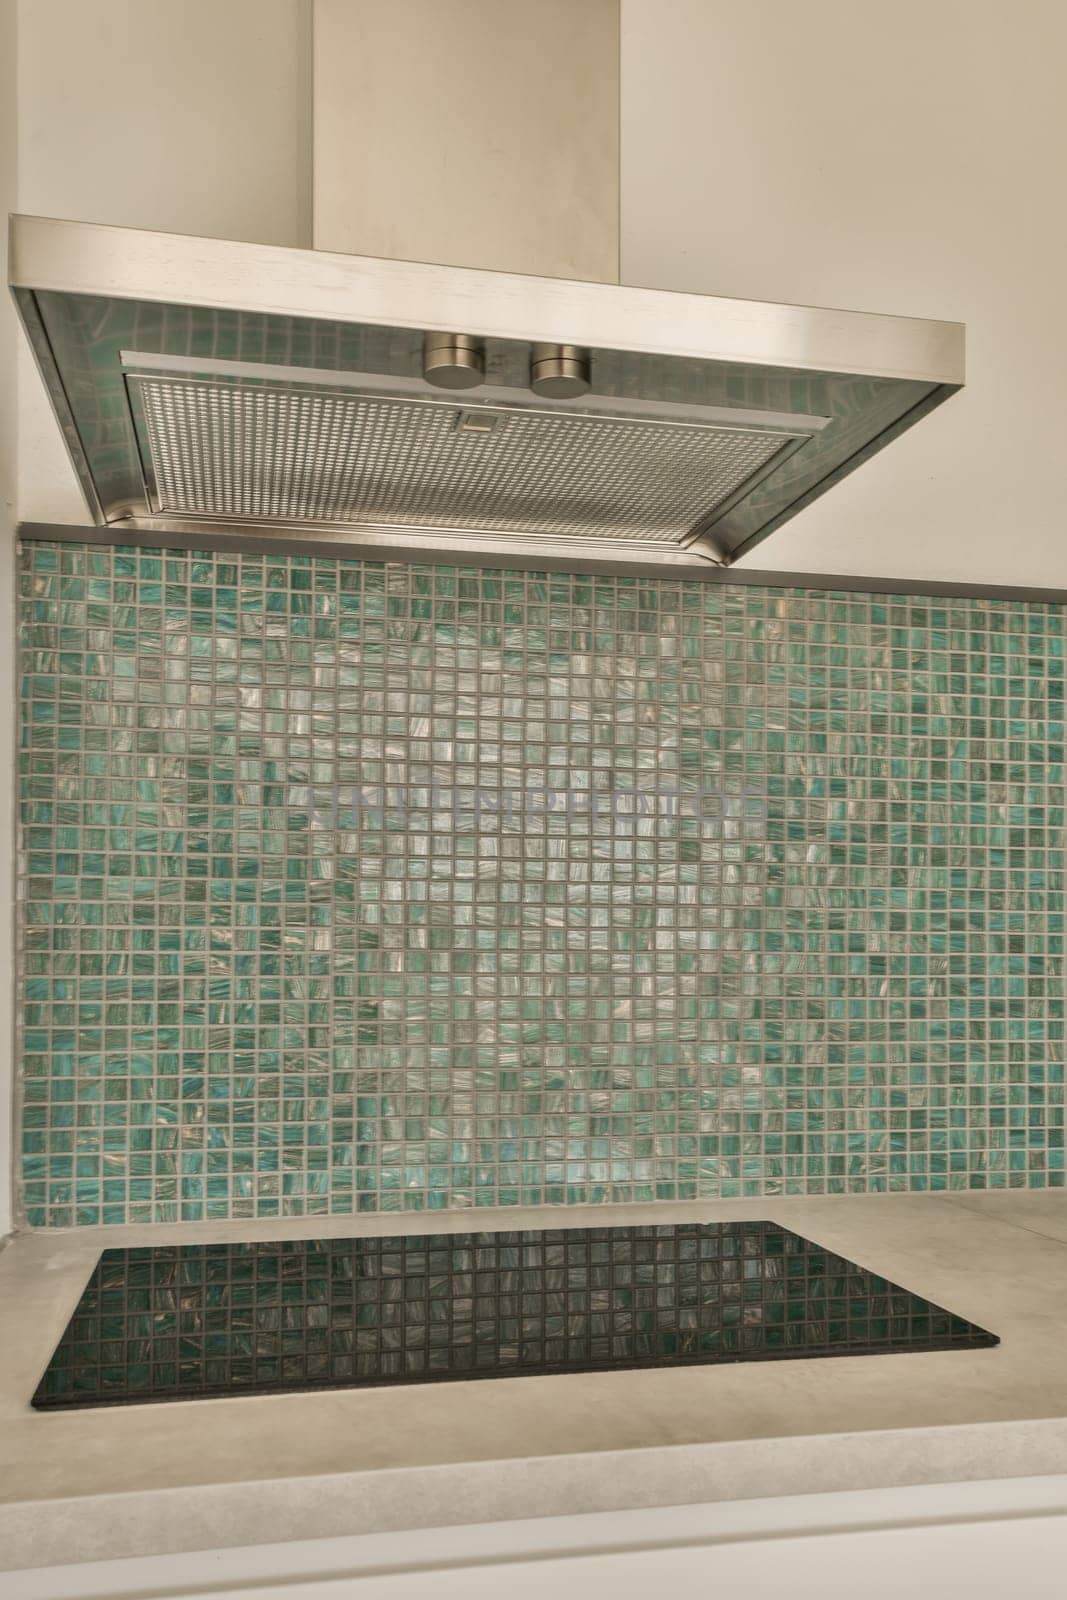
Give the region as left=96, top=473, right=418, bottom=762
left=4, top=1191, right=1067, bottom=1572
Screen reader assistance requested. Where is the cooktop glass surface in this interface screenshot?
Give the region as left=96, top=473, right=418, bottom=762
left=32, top=1221, right=998, bottom=1410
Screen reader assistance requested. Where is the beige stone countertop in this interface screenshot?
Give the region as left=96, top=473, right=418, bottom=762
left=3, top=1191, right=1067, bottom=1571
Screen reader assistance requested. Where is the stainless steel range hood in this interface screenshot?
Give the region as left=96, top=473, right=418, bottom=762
left=9, top=212, right=963, bottom=572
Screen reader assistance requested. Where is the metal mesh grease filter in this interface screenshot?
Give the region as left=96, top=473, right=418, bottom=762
left=131, top=376, right=795, bottom=542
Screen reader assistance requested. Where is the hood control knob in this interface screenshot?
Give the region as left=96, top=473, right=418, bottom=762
left=530, top=343, right=591, bottom=399
left=422, top=333, right=485, bottom=389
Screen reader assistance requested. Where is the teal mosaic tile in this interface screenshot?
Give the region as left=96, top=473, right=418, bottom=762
left=17, top=541, right=1066, bottom=1225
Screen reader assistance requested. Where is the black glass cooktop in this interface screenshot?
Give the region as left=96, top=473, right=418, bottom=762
left=32, top=1221, right=998, bottom=1410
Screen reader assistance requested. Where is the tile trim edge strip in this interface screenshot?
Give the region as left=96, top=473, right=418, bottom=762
left=18, top=521, right=1067, bottom=605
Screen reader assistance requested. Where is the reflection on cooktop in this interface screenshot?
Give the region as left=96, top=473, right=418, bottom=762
left=33, top=1221, right=998, bottom=1410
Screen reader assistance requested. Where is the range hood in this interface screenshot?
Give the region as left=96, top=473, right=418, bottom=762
left=9, top=212, right=963, bottom=572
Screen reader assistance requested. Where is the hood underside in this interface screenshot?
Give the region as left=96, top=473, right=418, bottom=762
left=9, top=214, right=964, bottom=572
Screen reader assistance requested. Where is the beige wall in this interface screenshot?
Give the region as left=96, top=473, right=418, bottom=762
left=620, top=0, right=1067, bottom=585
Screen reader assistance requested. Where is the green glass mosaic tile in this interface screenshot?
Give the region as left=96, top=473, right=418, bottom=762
left=17, top=541, right=1066, bottom=1225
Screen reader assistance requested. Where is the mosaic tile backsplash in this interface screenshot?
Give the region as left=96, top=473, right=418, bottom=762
left=17, top=540, right=1066, bottom=1226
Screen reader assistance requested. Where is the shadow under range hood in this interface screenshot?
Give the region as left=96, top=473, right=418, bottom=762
left=9, top=213, right=963, bottom=574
